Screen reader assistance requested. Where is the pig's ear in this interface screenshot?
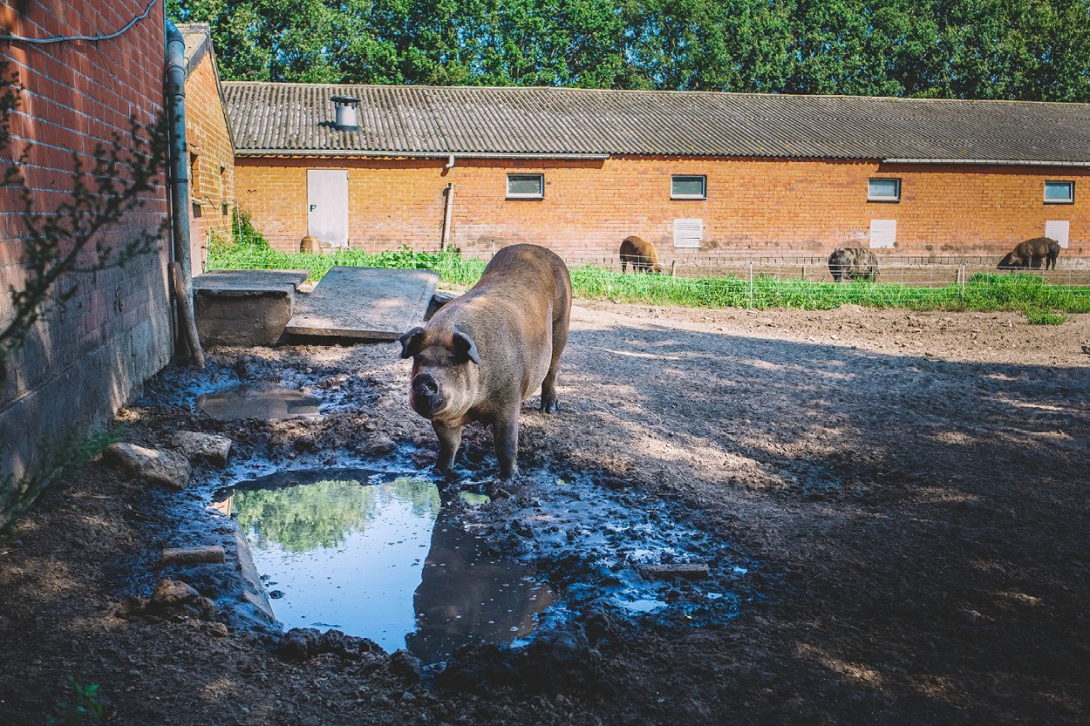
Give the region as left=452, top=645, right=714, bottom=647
left=452, top=329, right=481, bottom=365
left=398, top=327, right=426, bottom=359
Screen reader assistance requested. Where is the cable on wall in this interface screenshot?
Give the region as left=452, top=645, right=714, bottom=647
left=0, top=0, right=158, bottom=45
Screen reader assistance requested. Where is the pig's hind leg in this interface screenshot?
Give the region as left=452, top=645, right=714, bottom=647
left=493, top=412, right=520, bottom=479
left=539, top=316, right=570, bottom=414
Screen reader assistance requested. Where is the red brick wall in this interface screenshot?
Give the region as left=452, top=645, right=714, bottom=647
left=236, top=155, right=1090, bottom=261
left=184, top=41, right=233, bottom=277
left=0, top=0, right=173, bottom=509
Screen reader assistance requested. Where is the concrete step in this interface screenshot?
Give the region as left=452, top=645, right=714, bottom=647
left=286, top=266, right=440, bottom=341
left=193, top=269, right=310, bottom=346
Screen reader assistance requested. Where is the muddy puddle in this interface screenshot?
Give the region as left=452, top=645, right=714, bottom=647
left=196, top=384, right=322, bottom=420
left=199, top=463, right=744, bottom=667
left=212, top=470, right=556, bottom=663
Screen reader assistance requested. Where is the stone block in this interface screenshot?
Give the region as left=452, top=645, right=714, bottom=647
left=193, top=270, right=309, bottom=347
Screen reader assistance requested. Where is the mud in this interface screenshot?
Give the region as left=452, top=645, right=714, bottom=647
left=1, top=302, right=1089, bottom=725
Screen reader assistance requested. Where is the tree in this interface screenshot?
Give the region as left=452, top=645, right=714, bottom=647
left=168, top=0, right=1090, bottom=101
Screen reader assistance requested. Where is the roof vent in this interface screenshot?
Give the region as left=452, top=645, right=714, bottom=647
left=331, top=96, right=361, bottom=131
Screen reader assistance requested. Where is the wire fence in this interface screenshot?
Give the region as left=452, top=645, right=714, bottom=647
left=206, top=223, right=1090, bottom=314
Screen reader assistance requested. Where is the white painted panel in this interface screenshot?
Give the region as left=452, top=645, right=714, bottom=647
left=673, top=218, right=703, bottom=249
left=307, top=170, right=350, bottom=247
left=1045, top=220, right=1070, bottom=249
left=869, top=219, right=897, bottom=248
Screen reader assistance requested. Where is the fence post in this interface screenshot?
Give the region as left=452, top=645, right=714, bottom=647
left=670, top=260, right=677, bottom=278
left=959, top=264, right=966, bottom=297
left=748, top=261, right=754, bottom=308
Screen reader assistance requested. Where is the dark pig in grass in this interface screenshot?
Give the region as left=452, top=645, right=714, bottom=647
left=998, top=237, right=1061, bottom=271
left=399, top=244, right=572, bottom=479
left=828, top=247, right=879, bottom=282
left=620, top=236, right=662, bottom=273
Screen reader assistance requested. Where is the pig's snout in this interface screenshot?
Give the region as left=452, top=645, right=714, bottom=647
left=411, top=373, right=444, bottom=417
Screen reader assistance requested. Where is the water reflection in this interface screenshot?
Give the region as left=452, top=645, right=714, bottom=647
left=407, top=505, right=556, bottom=663
left=214, top=470, right=554, bottom=661
left=196, top=384, right=321, bottom=420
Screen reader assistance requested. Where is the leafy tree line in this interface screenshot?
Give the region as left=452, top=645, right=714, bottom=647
left=169, top=0, right=1090, bottom=101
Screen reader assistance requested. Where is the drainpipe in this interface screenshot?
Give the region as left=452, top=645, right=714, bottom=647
left=440, top=155, right=455, bottom=251
left=440, top=183, right=454, bottom=252
left=165, top=20, right=204, bottom=367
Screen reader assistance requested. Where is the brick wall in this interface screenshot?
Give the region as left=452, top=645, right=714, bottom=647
left=0, top=0, right=173, bottom=516
left=183, top=33, right=233, bottom=277
left=236, top=155, right=1090, bottom=261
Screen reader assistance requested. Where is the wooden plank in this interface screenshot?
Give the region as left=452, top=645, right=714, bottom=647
left=285, top=267, right=439, bottom=341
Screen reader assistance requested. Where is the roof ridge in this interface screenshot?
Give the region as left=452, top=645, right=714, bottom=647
left=220, top=80, right=1090, bottom=108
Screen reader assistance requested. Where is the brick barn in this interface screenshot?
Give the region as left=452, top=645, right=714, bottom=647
left=177, top=23, right=235, bottom=278
left=222, top=83, right=1090, bottom=263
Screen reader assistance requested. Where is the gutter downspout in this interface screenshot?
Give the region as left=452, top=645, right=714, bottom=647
left=165, top=20, right=204, bottom=367
left=440, top=156, right=455, bottom=251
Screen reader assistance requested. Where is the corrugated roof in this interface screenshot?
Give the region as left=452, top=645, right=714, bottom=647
left=222, top=82, right=1090, bottom=164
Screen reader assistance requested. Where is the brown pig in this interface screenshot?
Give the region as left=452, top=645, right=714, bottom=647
left=997, top=237, right=1061, bottom=270
left=398, top=244, right=572, bottom=479
left=620, top=236, right=662, bottom=273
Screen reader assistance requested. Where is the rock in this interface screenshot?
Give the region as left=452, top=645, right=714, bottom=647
left=277, top=628, right=320, bottom=662
left=145, top=579, right=217, bottom=620
left=364, top=435, right=397, bottom=456
left=436, top=644, right=521, bottom=693
left=160, top=546, right=226, bottom=566
left=149, top=579, right=201, bottom=610
left=582, top=611, right=614, bottom=644
left=195, top=597, right=218, bottom=619
left=115, top=596, right=146, bottom=620
left=172, top=431, right=233, bottom=467
left=208, top=622, right=229, bottom=638
left=639, top=563, right=710, bottom=581
left=523, top=623, right=597, bottom=688
left=105, top=443, right=191, bottom=489
left=388, top=650, right=423, bottom=683
left=318, top=629, right=384, bottom=659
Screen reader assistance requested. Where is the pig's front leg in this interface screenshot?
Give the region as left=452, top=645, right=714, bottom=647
left=433, top=420, right=463, bottom=471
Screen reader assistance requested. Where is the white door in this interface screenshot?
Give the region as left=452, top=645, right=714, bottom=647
left=307, top=170, right=349, bottom=247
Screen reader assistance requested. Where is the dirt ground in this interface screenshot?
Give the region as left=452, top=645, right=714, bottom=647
left=2, top=301, right=1089, bottom=725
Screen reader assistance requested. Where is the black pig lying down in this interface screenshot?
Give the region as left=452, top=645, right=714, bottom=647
left=399, top=244, right=572, bottom=479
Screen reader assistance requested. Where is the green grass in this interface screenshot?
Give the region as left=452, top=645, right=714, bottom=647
left=207, top=245, right=1090, bottom=315
left=1023, top=307, right=1069, bottom=325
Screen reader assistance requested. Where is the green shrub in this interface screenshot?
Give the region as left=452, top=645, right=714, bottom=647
left=231, top=207, right=270, bottom=249
left=46, top=677, right=104, bottom=726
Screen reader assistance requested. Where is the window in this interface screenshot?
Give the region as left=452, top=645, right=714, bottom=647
left=507, top=174, right=544, bottom=199
left=868, top=178, right=900, bottom=202
left=673, top=218, right=703, bottom=248
left=671, top=175, right=706, bottom=199
left=1045, top=181, right=1074, bottom=204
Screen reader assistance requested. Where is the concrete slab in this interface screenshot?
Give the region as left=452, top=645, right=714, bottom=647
left=193, top=269, right=309, bottom=296
left=193, top=270, right=310, bottom=346
left=286, top=267, right=440, bottom=341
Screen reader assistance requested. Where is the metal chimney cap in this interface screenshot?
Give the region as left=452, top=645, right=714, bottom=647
left=330, top=96, right=361, bottom=105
